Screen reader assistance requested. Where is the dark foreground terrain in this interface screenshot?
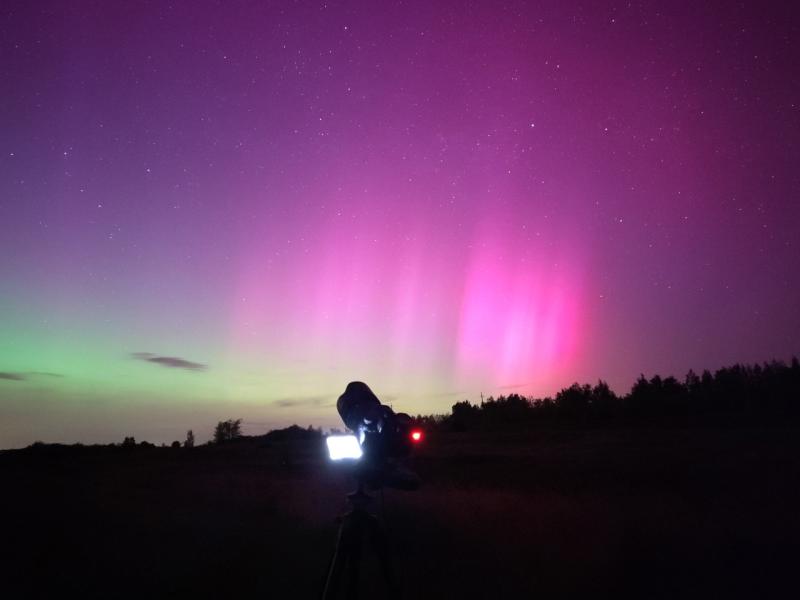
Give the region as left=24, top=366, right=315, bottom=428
left=2, top=426, right=799, bottom=599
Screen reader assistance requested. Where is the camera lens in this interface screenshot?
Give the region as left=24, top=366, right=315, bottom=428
left=336, top=381, right=381, bottom=431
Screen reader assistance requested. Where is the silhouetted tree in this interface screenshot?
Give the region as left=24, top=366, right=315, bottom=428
left=122, top=436, right=136, bottom=447
left=685, top=369, right=700, bottom=401
left=590, top=380, right=618, bottom=419
left=451, top=400, right=480, bottom=431
left=171, top=440, right=181, bottom=449
left=184, top=429, right=195, bottom=448
left=556, top=383, right=592, bottom=421
left=531, top=396, right=556, bottom=419
left=479, top=394, right=531, bottom=428
left=213, top=418, right=243, bottom=444
left=626, top=374, right=651, bottom=417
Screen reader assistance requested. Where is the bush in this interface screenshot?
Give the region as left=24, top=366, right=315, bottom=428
left=213, top=419, right=242, bottom=444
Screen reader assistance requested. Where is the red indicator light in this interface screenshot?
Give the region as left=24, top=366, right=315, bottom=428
left=410, top=430, right=423, bottom=442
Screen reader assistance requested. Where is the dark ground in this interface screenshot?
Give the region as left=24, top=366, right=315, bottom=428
left=2, top=426, right=799, bottom=599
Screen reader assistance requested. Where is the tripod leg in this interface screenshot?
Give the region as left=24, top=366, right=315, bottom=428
left=323, top=511, right=365, bottom=600
left=344, top=511, right=364, bottom=600
left=322, top=519, right=347, bottom=600
left=365, top=513, right=401, bottom=600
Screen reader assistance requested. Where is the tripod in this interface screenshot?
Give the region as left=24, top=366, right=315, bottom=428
left=321, top=479, right=400, bottom=600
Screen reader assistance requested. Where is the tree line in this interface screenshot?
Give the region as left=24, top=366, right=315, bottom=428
left=416, top=358, right=800, bottom=431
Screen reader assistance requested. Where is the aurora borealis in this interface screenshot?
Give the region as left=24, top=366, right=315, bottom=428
left=2, top=1, right=799, bottom=448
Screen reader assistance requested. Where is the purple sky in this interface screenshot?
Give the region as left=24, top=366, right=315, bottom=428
left=1, top=1, right=799, bottom=447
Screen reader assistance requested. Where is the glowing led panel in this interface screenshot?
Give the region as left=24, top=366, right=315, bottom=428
left=326, top=435, right=363, bottom=460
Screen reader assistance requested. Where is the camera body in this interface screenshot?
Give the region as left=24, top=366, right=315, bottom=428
left=334, top=381, right=420, bottom=490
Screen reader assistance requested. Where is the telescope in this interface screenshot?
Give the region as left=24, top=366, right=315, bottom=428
left=322, top=382, right=423, bottom=599
left=325, top=381, right=422, bottom=490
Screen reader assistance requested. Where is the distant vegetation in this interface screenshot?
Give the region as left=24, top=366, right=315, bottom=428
left=8, top=358, right=799, bottom=454
left=261, top=424, right=322, bottom=442
left=417, top=358, right=800, bottom=431
left=213, top=418, right=243, bottom=444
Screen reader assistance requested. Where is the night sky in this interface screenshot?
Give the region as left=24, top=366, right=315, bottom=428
left=2, top=1, right=799, bottom=448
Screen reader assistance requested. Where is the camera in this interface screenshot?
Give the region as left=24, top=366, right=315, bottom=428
left=326, top=381, right=422, bottom=490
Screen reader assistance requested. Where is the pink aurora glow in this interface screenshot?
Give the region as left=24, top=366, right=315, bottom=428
left=3, top=1, right=799, bottom=448
left=229, top=207, right=584, bottom=397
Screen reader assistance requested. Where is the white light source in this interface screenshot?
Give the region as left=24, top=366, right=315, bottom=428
left=326, top=434, right=363, bottom=460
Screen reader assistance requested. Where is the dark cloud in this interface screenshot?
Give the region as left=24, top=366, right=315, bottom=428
left=498, top=382, right=531, bottom=390
left=0, top=372, right=25, bottom=381
left=274, top=396, right=331, bottom=408
left=132, top=352, right=207, bottom=372
left=0, top=371, right=66, bottom=382
left=430, top=389, right=467, bottom=398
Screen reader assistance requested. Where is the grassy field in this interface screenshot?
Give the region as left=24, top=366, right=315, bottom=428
left=2, top=426, right=798, bottom=598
